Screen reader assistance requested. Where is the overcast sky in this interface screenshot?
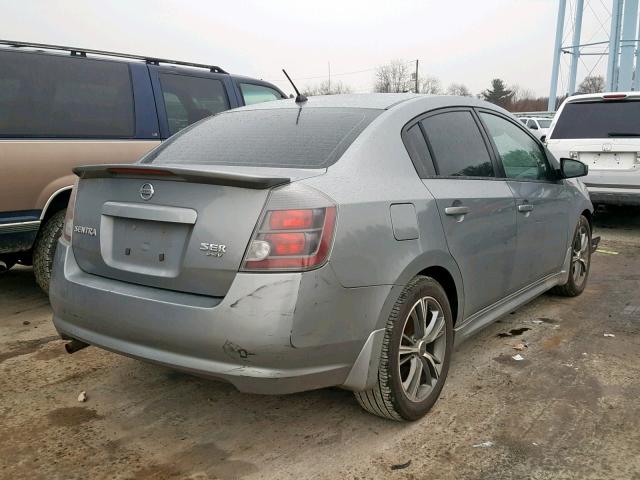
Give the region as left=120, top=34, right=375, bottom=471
left=0, top=0, right=611, bottom=97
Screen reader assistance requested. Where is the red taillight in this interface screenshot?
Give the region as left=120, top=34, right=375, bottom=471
left=265, top=233, right=307, bottom=255
left=243, top=207, right=337, bottom=271
left=269, top=209, right=314, bottom=230
left=602, top=94, right=627, bottom=100
left=62, top=180, right=78, bottom=243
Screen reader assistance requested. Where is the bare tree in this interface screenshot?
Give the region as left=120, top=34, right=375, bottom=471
left=374, top=60, right=412, bottom=93
left=420, top=75, right=442, bottom=94
left=302, top=80, right=352, bottom=96
left=510, top=84, right=536, bottom=103
left=577, top=75, right=605, bottom=94
left=446, top=83, right=471, bottom=96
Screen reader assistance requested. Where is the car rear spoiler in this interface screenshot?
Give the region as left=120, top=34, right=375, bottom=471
left=73, top=164, right=291, bottom=190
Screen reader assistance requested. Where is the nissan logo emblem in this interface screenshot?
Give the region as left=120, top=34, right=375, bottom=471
left=140, top=183, right=155, bottom=200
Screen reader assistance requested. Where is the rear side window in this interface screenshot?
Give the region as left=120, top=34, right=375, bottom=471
left=402, top=124, right=436, bottom=177
left=551, top=100, right=640, bottom=139
left=240, top=83, right=283, bottom=106
left=159, top=73, right=230, bottom=135
left=0, top=51, right=134, bottom=137
left=144, top=107, right=380, bottom=168
left=421, top=111, right=494, bottom=177
left=480, top=112, right=551, bottom=181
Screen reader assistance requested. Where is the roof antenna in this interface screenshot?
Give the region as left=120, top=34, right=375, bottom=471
left=282, top=69, right=307, bottom=103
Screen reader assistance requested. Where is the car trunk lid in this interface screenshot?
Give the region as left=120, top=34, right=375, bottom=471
left=70, top=164, right=322, bottom=297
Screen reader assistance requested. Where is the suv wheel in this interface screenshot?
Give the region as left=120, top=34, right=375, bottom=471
left=355, top=276, right=453, bottom=421
left=552, top=215, right=591, bottom=297
left=33, top=209, right=66, bottom=293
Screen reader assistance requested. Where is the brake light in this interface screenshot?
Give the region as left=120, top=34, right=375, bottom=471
left=270, top=209, right=313, bottom=229
left=62, top=180, right=79, bottom=243
left=107, top=167, right=174, bottom=176
left=602, top=93, right=627, bottom=100
left=243, top=207, right=337, bottom=271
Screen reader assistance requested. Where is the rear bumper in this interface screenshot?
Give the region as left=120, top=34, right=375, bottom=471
left=585, top=185, right=640, bottom=206
left=50, top=241, right=393, bottom=394
left=584, top=169, right=640, bottom=206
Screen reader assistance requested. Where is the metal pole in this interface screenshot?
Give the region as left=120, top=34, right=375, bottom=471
left=549, top=0, right=567, bottom=111
left=635, top=12, right=640, bottom=89
left=568, top=0, right=585, bottom=94
left=328, top=62, right=331, bottom=94
left=607, top=0, right=623, bottom=90
left=415, top=59, right=419, bottom=93
left=619, top=0, right=639, bottom=91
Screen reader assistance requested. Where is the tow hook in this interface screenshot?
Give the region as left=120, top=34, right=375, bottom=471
left=591, top=236, right=601, bottom=253
left=65, top=339, right=89, bottom=354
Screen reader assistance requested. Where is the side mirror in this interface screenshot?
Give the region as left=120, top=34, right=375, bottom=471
left=540, top=135, right=546, bottom=143
left=560, top=158, right=588, bottom=178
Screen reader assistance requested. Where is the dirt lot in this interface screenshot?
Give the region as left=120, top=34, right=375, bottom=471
left=1, top=208, right=639, bottom=480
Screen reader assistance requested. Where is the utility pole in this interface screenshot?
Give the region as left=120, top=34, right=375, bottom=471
left=415, top=59, right=419, bottom=93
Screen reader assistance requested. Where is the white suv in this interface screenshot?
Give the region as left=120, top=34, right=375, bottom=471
left=547, top=92, right=640, bottom=207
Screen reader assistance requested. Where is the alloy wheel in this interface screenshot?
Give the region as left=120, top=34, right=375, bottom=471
left=398, top=296, right=447, bottom=402
left=571, top=224, right=589, bottom=286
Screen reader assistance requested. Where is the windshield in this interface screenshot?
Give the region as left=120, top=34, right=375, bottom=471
left=550, top=100, right=640, bottom=139
left=538, top=119, right=552, bottom=128
left=144, top=107, right=380, bottom=169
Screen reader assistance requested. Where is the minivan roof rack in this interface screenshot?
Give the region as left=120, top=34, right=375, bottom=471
left=0, top=39, right=228, bottom=74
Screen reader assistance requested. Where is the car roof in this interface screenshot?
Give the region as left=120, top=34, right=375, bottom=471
left=229, top=93, right=502, bottom=113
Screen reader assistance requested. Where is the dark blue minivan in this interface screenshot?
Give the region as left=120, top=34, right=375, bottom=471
left=0, top=40, right=287, bottom=290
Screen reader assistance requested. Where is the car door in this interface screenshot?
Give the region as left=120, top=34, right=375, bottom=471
left=477, top=110, right=570, bottom=288
left=416, top=108, right=518, bottom=317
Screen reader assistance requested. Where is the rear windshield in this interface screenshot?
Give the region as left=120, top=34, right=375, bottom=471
left=144, top=107, right=380, bottom=168
left=550, top=100, right=640, bottom=139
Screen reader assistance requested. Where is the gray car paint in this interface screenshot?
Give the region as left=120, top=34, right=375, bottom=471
left=50, top=94, right=593, bottom=395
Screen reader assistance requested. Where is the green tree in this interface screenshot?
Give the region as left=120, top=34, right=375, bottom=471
left=482, top=78, right=514, bottom=107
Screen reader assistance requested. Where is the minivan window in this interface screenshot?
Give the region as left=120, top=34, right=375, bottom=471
left=145, top=107, right=380, bottom=168
left=421, top=111, right=494, bottom=177
left=480, top=112, right=550, bottom=181
left=240, top=83, right=283, bottom=105
left=159, top=73, right=230, bottom=135
left=0, top=51, right=134, bottom=137
left=550, top=100, right=640, bottom=139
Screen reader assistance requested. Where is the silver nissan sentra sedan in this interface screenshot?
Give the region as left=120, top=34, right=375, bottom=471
left=50, top=94, right=593, bottom=421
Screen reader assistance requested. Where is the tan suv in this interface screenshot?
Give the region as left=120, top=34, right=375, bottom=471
left=0, top=40, right=286, bottom=290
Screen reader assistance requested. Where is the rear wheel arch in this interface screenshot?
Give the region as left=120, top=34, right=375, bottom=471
left=417, top=266, right=459, bottom=326
left=40, top=187, right=72, bottom=223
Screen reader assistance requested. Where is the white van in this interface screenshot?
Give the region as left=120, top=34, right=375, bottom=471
left=546, top=92, right=640, bottom=206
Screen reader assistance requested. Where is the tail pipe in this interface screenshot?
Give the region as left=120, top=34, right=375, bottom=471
left=65, top=339, right=89, bottom=354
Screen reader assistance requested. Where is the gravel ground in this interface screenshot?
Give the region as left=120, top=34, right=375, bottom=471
left=1, top=209, right=639, bottom=480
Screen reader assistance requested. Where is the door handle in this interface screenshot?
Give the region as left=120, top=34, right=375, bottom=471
left=518, top=204, right=534, bottom=212
left=444, top=206, right=470, bottom=216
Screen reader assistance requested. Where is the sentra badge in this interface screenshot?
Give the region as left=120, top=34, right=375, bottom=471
left=74, top=225, right=97, bottom=236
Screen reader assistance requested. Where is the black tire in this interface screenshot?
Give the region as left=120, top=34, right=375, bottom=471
left=551, top=215, right=591, bottom=297
left=33, top=209, right=66, bottom=293
left=354, top=276, right=454, bottom=421
left=0, top=257, right=16, bottom=273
